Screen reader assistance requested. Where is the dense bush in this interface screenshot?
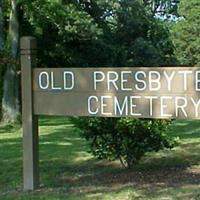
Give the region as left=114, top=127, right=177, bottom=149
left=72, top=117, right=177, bottom=168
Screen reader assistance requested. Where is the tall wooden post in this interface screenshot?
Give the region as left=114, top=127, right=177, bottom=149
left=20, top=37, right=39, bottom=190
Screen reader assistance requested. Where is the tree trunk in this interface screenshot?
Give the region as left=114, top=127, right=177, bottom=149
left=2, top=0, right=20, bottom=123
left=0, top=0, right=4, bottom=120
left=0, top=0, right=3, bottom=51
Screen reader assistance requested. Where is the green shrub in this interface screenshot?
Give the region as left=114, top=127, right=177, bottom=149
left=72, top=117, right=177, bottom=168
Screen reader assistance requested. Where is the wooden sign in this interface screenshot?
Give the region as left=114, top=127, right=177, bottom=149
left=33, top=67, right=200, bottom=119
left=20, top=36, right=200, bottom=192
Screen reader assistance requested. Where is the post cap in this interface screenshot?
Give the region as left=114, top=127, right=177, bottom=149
left=20, top=36, right=37, bottom=50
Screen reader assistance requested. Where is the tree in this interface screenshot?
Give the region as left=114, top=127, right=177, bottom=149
left=0, top=0, right=4, bottom=118
left=170, top=0, right=200, bottom=65
left=19, top=0, right=175, bottom=68
left=113, top=0, right=175, bottom=66
left=0, top=0, right=3, bottom=52
left=0, top=0, right=105, bottom=122
left=1, top=0, right=20, bottom=123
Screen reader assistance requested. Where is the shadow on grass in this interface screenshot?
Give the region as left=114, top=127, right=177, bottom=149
left=1, top=118, right=200, bottom=199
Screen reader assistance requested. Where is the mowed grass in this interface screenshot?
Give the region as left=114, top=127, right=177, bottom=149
left=1, top=117, right=200, bottom=199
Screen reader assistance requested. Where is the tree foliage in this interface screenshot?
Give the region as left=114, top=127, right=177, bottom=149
left=19, top=0, right=175, bottom=67
left=170, top=0, right=200, bottom=65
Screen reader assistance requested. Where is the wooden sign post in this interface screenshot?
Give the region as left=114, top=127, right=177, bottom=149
left=21, top=37, right=39, bottom=190
left=20, top=36, right=200, bottom=190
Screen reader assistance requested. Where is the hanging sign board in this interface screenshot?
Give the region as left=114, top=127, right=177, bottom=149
left=33, top=67, right=200, bottom=119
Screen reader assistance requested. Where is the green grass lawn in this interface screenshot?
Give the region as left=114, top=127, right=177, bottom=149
left=1, top=117, right=200, bottom=200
